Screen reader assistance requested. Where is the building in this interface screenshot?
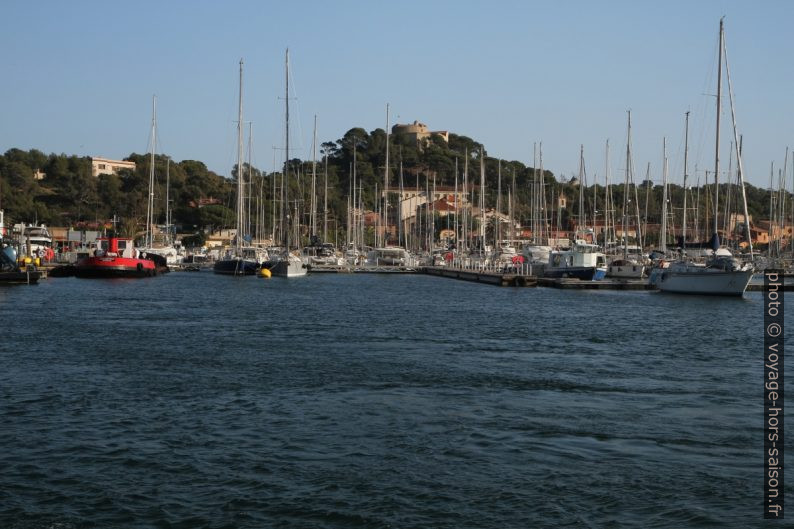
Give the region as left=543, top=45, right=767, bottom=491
left=391, top=121, right=449, bottom=145
left=383, top=185, right=472, bottom=224
left=91, top=157, right=136, bottom=177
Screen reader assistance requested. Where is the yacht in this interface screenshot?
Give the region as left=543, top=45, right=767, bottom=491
left=366, top=247, right=410, bottom=267
left=544, top=240, right=607, bottom=280
left=656, top=254, right=753, bottom=296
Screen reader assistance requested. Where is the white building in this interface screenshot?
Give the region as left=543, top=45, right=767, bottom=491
left=91, top=157, right=136, bottom=177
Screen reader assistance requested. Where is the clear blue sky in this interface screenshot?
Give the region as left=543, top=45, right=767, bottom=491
left=2, top=0, right=792, bottom=189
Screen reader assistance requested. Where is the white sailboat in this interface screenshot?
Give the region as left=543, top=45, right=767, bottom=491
left=657, top=19, right=753, bottom=296
left=522, top=143, right=552, bottom=267
left=607, top=112, right=646, bottom=278
left=269, top=49, right=308, bottom=278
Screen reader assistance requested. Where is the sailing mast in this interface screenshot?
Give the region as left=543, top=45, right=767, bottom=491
left=604, top=139, right=610, bottom=251
left=532, top=143, right=538, bottom=244
left=283, top=49, right=291, bottom=251
left=383, top=104, right=390, bottom=247
left=479, top=147, right=485, bottom=251
left=310, top=115, right=317, bottom=239
left=246, top=122, right=253, bottom=241
left=682, top=111, right=690, bottom=250
left=578, top=145, right=585, bottom=240
left=146, top=95, right=157, bottom=248
left=713, top=18, right=724, bottom=245
left=165, top=157, right=171, bottom=245
left=323, top=142, right=328, bottom=243
left=722, top=25, right=754, bottom=260
left=399, top=155, right=404, bottom=248
left=661, top=138, right=668, bottom=254
left=622, top=113, right=631, bottom=258
left=496, top=159, right=502, bottom=246
left=454, top=158, right=459, bottom=251
left=462, top=149, right=468, bottom=252
left=235, top=61, right=244, bottom=255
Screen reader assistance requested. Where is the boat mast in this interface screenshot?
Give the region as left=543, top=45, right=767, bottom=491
left=311, top=115, right=317, bottom=239
left=539, top=143, right=546, bottom=243
left=236, top=59, right=244, bottom=255
left=496, top=159, right=502, bottom=245
left=722, top=25, right=754, bottom=260
left=479, top=147, right=485, bottom=249
left=352, top=142, right=357, bottom=251
left=532, top=143, right=538, bottom=244
left=454, top=158, right=459, bottom=251
left=463, top=149, right=468, bottom=252
left=682, top=111, right=690, bottom=250
left=399, top=154, right=404, bottom=248
left=283, top=49, right=290, bottom=251
left=511, top=168, right=516, bottom=245
left=578, top=145, right=585, bottom=240
left=165, top=157, right=170, bottom=245
left=604, top=139, right=610, bottom=252
left=661, top=137, right=668, bottom=254
left=146, top=95, right=156, bottom=248
left=623, top=112, right=631, bottom=258
left=247, top=122, right=253, bottom=241
left=383, top=103, right=390, bottom=247
left=323, top=142, right=328, bottom=243
left=713, top=18, right=724, bottom=244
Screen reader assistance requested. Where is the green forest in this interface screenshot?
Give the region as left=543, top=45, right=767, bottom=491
left=0, top=127, right=782, bottom=247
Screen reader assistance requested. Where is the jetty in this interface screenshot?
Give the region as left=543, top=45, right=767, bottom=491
left=422, top=266, right=536, bottom=287
left=308, top=265, right=417, bottom=274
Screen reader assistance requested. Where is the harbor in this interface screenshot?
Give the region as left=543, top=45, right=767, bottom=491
left=3, top=3, right=794, bottom=527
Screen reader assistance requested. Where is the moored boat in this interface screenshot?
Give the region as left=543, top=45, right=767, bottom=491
left=656, top=256, right=753, bottom=296
left=544, top=241, right=607, bottom=280
left=75, top=236, right=159, bottom=278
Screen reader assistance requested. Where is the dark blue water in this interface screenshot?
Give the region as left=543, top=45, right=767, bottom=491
left=0, top=272, right=789, bottom=528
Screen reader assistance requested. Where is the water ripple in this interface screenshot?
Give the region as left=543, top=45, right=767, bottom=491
left=0, top=273, right=781, bottom=528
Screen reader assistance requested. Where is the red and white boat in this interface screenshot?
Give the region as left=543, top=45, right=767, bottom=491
left=75, top=237, right=160, bottom=278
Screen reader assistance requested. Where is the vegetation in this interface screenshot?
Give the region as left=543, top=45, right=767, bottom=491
left=0, top=129, right=785, bottom=245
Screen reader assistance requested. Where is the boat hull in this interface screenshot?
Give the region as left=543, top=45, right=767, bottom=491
left=544, top=266, right=606, bottom=281
left=268, top=257, right=308, bottom=277
left=75, top=256, right=158, bottom=278
left=607, top=264, right=646, bottom=278
left=658, top=269, right=753, bottom=296
left=213, top=258, right=259, bottom=275
left=0, top=270, right=41, bottom=284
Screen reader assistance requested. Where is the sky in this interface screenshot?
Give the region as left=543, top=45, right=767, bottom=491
left=2, top=0, right=792, bottom=189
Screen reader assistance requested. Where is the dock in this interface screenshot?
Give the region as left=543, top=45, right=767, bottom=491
left=422, top=266, right=537, bottom=287
left=309, top=265, right=418, bottom=274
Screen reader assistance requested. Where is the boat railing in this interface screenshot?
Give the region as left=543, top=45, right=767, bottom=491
left=443, top=259, right=536, bottom=277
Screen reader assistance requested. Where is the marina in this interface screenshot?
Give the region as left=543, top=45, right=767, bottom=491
left=2, top=4, right=794, bottom=528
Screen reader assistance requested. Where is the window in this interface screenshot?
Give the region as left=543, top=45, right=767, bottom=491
left=98, top=164, right=106, bottom=170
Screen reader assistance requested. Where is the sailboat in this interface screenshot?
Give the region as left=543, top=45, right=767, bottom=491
left=366, top=103, right=414, bottom=268
left=214, top=59, right=260, bottom=275
left=268, top=49, right=308, bottom=278
left=656, top=19, right=753, bottom=296
left=607, top=112, right=646, bottom=278
left=522, top=143, right=552, bottom=267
